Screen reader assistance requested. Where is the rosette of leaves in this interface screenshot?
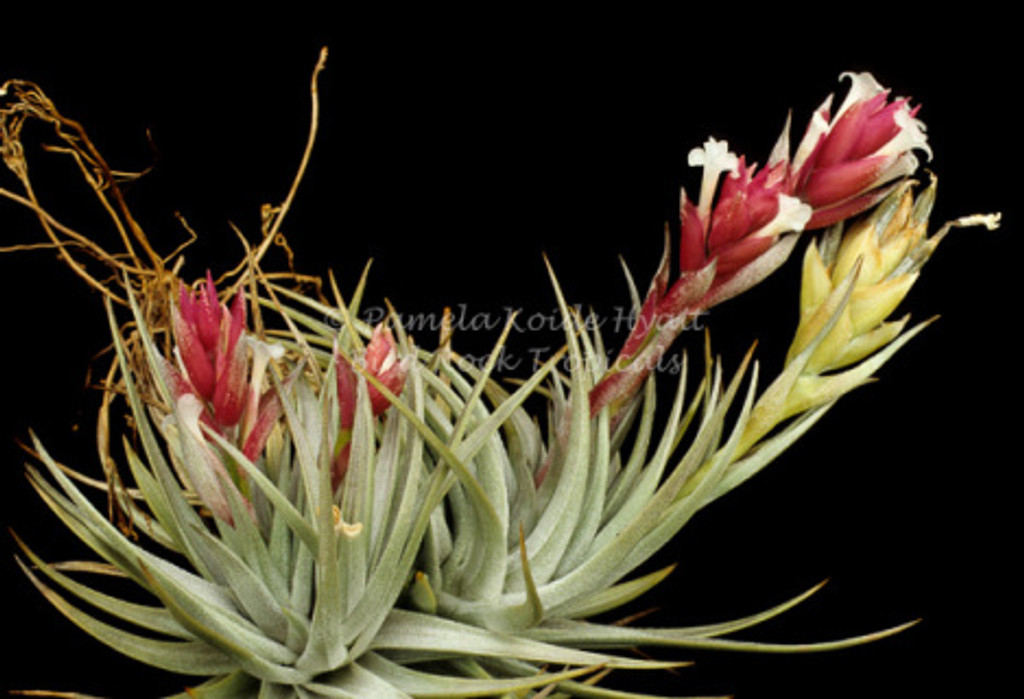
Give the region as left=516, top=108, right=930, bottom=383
left=403, top=180, right=1001, bottom=698
left=14, top=283, right=687, bottom=698
left=15, top=174, right=998, bottom=697
left=259, top=247, right=939, bottom=698
left=398, top=269, right=923, bottom=696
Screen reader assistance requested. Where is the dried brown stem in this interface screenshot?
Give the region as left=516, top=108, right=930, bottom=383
left=247, top=46, right=328, bottom=271
left=1, top=48, right=333, bottom=532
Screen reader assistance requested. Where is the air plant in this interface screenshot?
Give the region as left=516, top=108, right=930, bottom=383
left=0, top=56, right=1000, bottom=698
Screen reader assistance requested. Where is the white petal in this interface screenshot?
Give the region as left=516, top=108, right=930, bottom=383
left=953, top=213, right=1002, bottom=231
left=242, top=337, right=285, bottom=437
left=751, top=194, right=813, bottom=239
left=333, top=505, right=364, bottom=538
left=687, top=137, right=739, bottom=222
left=877, top=107, right=932, bottom=161
left=835, top=71, right=886, bottom=120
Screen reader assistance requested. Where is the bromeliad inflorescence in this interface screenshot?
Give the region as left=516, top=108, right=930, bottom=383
left=0, top=62, right=1000, bottom=698
left=333, top=323, right=411, bottom=489
left=590, top=72, right=934, bottom=421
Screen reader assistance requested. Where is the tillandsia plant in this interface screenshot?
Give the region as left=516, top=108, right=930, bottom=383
left=0, top=54, right=1002, bottom=698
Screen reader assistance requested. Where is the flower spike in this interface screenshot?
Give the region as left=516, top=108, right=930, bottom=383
left=680, top=139, right=810, bottom=285
left=594, top=72, right=929, bottom=419
left=737, top=176, right=1000, bottom=455
left=336, top=323, right=409, bottom=428
left=333, top=323, right=411, bottom=488
left=172, top=272, right=251, bottom=428
left=593, top=140, right=812, bottom=417
left=776, top=71, right=931, bottom=229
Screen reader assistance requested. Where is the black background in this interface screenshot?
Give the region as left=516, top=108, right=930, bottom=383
left=1, top=13, right=1018, bottom=699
